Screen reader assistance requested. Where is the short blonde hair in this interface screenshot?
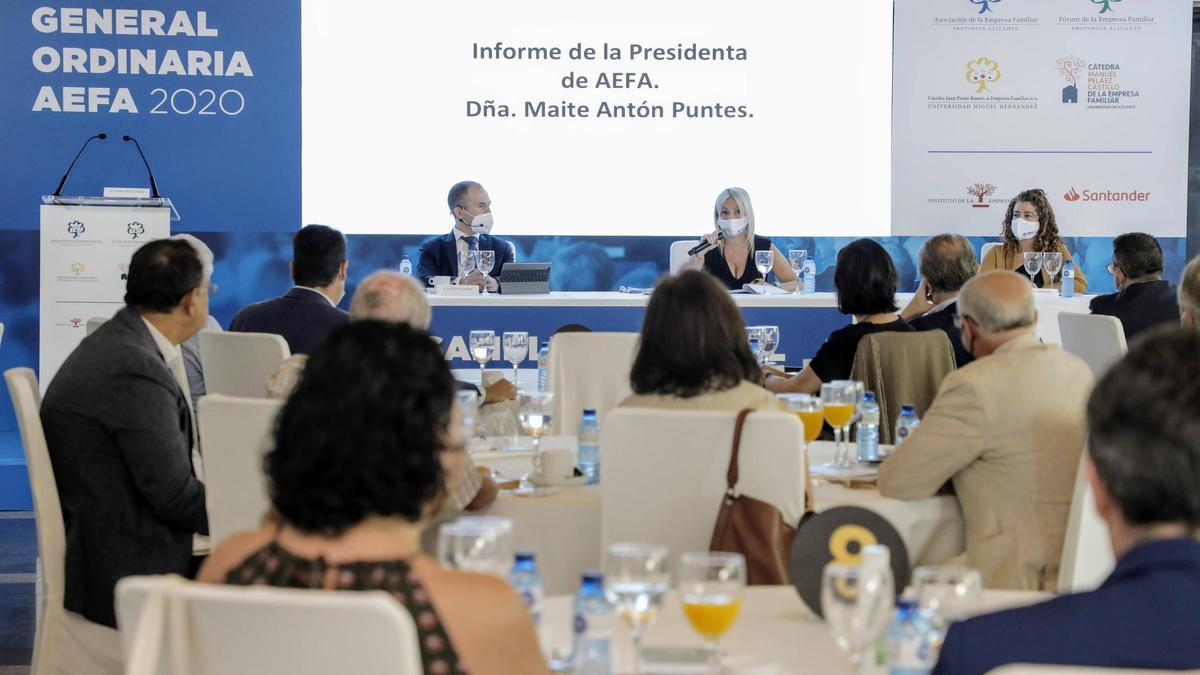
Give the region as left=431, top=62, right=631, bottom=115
left=1180, top=255, right=1200, bottom=324
left=712, top=187, right=756, bottom=247
left=349, top=270, right=431, bottom=328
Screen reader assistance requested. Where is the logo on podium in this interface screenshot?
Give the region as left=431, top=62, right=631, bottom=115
left=127, top=222, right=145, bottom=240
left=70, top=262, right=85, bottom=277
left=66, top=220, right=86, bottom=239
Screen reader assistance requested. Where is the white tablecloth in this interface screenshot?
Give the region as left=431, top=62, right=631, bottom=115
left=541, top=585, right=1049, bottom=674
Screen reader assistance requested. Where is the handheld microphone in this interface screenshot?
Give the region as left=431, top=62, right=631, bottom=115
left=122, top=135, right=160, bottom=198
left=687, top=231, right=725, bottom=256
left=52, top=133, right=107, bottom=197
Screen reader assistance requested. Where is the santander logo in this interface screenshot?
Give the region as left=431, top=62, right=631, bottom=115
left=1064, top=187, right=1081, bottom=202
left=1062, top=186, right=1150, bottom=203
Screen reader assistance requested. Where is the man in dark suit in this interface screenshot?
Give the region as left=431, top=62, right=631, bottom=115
left=1089, top=232, right=1179, bottom=341
left=900, top=233, right=977, bottom=367
left=416, top=180, right=515, bottom=290
left=933, top=328, right=1200, bottom=674
left=41, top=239, right=211, bottom=630
left=229, top=224, right=350, bottom=354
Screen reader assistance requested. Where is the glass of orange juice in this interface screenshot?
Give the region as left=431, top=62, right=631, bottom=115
left=778, top=393, right=824, bottom=444
left=821, top=382, right=857, bottom=468
left=679, top=552, right=746, bottom=672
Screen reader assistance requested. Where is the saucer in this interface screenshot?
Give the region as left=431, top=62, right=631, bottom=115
left=527, top=474, right=588, bottom=488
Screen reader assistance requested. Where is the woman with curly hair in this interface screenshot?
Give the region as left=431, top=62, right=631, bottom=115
left=979, top=188, right=1088, bottom=293
left=198, top=321, right=547, bottom=675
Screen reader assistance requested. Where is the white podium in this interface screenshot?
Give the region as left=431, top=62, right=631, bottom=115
left=39, top=196, right=171, bottom=387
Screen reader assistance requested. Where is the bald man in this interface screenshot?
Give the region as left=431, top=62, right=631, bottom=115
left=879, top=271, right=1094, bottom=591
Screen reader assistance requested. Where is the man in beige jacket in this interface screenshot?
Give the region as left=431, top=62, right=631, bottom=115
left=878, top=270, right=1094, bottom=590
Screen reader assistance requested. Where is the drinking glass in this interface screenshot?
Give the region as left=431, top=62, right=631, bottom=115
left=745, top=326, right=765, bottom=365
left=759, top=326, right=780, bottom=366
left=754, top=250, right=773, bottom=282
left=453, top=516, right=515, bottom=576
left=679, top=552, right=746, bottom=672
left=474, top=250, right=496, bottom=294
left=821, top=382, right=857, bottom=468
left=437, top=520, right=509, bottom=576
left=459, top=248, right=477, bottom=280
left=822, top=564, right=895, bottom=670
left=910, top=566, right=982, bottom=638
left=605, top=543, right=670, bottom=675
left=455, top=389, right=480, bottom=442
left=1042, top=251, right=1063, bottom=281
left=778, top=393, right=824, bottom=445
left=468, top=330, right=495, bottom=376
left=787, top=249, right=808, bottom=279
left=518, top=391, right=554, bottom=455
left=502, top=331, right=529, bottom=384
left=1022, top=251, right=1044, bottom=284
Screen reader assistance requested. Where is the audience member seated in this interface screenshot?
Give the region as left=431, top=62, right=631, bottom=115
left=1176, top=253, right=1200, bottom=331
left=417, top=180, right=515, bottom=291
left=229, top=224, right=350, bottom=355
left=979, top=188, right=1088, bottom=293
left=1089, top=232, right=1179, bottom=341
left=267, top=270, right=502, bottom=512
left=686, top=186, right=797, bottom=290
left=764, top=238, right=913, bottom=394
left=199, top=322, right=547, bottom=674
left=899, top=233, right=978, bottom=368
left=878, top=271, right=1093, bottom=590
left=172, top=234, right=224, bottom=409
left=934, top=328, right=1200, bottom=674
left=41, top=239, right=210, bottom=631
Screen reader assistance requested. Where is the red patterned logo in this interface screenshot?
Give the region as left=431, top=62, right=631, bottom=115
left=1064, top=187, right=1081, bottom=202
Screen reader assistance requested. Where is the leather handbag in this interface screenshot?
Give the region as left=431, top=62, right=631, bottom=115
left=708, top=409, right=798, bottom=585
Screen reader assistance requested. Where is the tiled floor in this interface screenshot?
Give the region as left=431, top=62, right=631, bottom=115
left=0, top=512, right=35, bottom=673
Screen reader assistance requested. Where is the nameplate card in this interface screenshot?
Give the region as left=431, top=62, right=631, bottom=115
left=434, top=283, right=480, bottom=296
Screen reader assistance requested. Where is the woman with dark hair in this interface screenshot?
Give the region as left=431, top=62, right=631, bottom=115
left=979, top=188, right=1088, bottom=292
left=765, top=239, right=913, bottom=394
left=198, top=321, right=548, bottom=675
left=620, top=270, right=783, bottom=410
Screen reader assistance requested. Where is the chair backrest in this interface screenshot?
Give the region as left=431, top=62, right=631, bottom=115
left=850, top=330, right=957, bottom=444
left=0, top=321, right=5, bottom=349
left=980, top=241, right=1000, bottom=263
left=198, top=330, right=291, bottom=398
left=116, top=575, right=422, bottom=675
left=1057, top=447, right=1115, bottom=593
left=669, top=240, right=697, bottom=275
left=197, top=395, right=283, bottom=545
left=86, top=316, right=108, bottom=335
left=1058, top=313, right=1128, bottom=379
left=4, top=368, right=65, bottom=606
left=988, top=666, right=1195, bottom=675
left=546, top=332, right=639, bottom=434
left=600, top=408, right=807, bottom=556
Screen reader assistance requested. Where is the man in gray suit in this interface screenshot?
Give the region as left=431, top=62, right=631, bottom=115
left=42, top=238, right=211, bottom=630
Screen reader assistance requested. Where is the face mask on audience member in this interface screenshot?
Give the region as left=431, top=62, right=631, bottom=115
left=459, top=208, right=494, bottom=235
left=1012, top=217, right=1040, bottom=241
left=717, top=218, right=748, bottom=237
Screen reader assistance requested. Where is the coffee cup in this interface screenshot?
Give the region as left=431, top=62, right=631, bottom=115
left=429, top=276, right=453, bottom=287
left=532, top=447, right=576, bottom=485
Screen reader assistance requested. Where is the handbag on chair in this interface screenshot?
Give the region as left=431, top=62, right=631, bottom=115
left=708, top=409, right=798, bottom=585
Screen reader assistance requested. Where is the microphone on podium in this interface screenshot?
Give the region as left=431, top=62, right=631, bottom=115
left=687, top=231, right=725, bottom=256
left=52, top=133, right=107, bottom=197
left=123, top=135, right=161, bottom=198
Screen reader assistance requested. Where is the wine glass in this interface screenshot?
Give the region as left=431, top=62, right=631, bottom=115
left=822, top=563, right=895, bottom=670
left=754, top=250, right=773, bottom=283
left=910, top=566, right=982, bottom=643
left=788, top=249, right=807, bottom=279
left=778, top=393, right=823, bottom=447
left=475, top=250, right=496, bottom=294
left=605, top=543, right=670, bottom=675
left=453, top=516, right=515, bottom=576
left=758, top=326, right=780, bottom=367
left=459, top=248, right=478, bottom=282
left=1042, top=251, right=1063, bottom=282
left=437, top=520, right=509, bottom=576
left=455, top=389, right=480, bottom=442
left=502, top=331, right=529, bottom=384
left=821, top=382, right=857, bottom=469
left=745, top=326, right=765, bottom=365
left=518, top=391, right=554, bottom=455
left=468, top=330, right=495, bottom=377
left=1022, top=251, right=1044, bottom=285
left=679, top=552, right=745, bottom=672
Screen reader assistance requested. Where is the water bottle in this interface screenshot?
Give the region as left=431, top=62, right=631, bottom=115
left=887, top=600, right=936, bottom=675
left=537, top=342, right=550, bottom=392
left=802, top=258, right=817, bottom=294
left=894, top=405, right=920, bottom=451
left=510, top=551, right=544, bottom=627
left=398, top=254, right=412, bottom=277
left=1061, top=261, right=1075, bottom=298
left=572, top=571, right=613, bottom=674
left=577, top=409, right=601, bottom=485
left=856, top=391, right=881, bottom=462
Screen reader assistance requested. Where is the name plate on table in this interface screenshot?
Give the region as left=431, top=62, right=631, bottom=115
left=433, top=283, right=480, bottom=296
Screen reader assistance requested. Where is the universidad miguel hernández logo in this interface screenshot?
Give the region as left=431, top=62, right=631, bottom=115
left=127, top=222, right=145, bottom=239
left=968, top=183, right=997, bottom=208
left=66, top=220, right=85, bottom=238
left=966, top=58, right=1001, bottom=94
left=1091, top=0, right=1121, bottom=14
left=1057, top=56, right=1085, bottom=104
left=70, top=262, right=85, bottom=277
left=969, top=0, right=1001, bottom=14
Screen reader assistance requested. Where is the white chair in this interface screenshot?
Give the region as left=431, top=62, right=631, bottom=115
left=116, top=575, right=422, bottom=675
left=546, top=332, right=639, bottom=435
left=600, top=408, right=807, bottom=556
left=669, top=240, right=698, bottom=274
left=196, top=395, right=282, bottom=545
left=980, top=241, right=1000, bottom=262
left=1057, top=447, right=1115, bottom=593
left=198, top=330, right=290, bottom=398
left=989, top=665, right=1198, bottom=674
left=1058, top=313, right=1128, bottom=379
left=86, top=316, right=108, bottom=335
left=5, top=368, right=123, bottom=675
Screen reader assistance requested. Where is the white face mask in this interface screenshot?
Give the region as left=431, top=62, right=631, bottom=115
left=460, top=208, right=494, bottom=235
left=717, top=217, right=748, bottom=237
left=1012, top=217, right=1040, bottom=241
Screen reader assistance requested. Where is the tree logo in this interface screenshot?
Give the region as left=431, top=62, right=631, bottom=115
left=127, top=222, right=145, bottom=239
left=969, top=0, right=1002, bottom=13
left=68, top=318, right=82, bottom=328
left=1057, top=56, right=1085, bottom=104
left=70, top=262, right=85, bottom=277
left=1091, top=0, right=1121, bottom=14
left=66, top=220, right=86, bottom=238
left=966, top=58, right=1001, bottom=94
left=967, top=183, right=997, bottom=208
left=1064, top=187, right=1082, bottom=202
